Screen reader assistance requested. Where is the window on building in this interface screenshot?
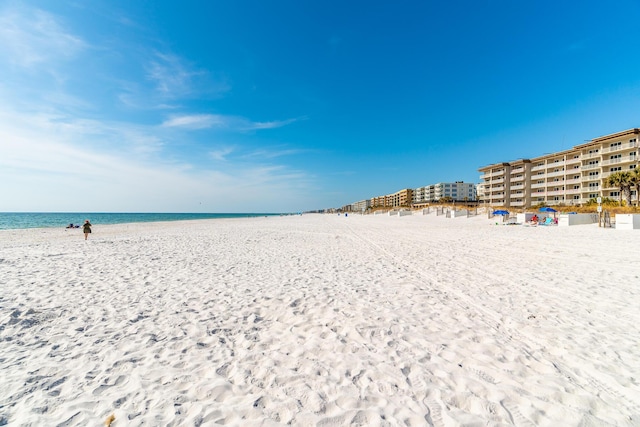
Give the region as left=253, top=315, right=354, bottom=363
left=610, top=154, right=622, bottom=160
left=610, top=142, right=622, bottom=148
left=573, top=195, right=580, bottom=200
left=573, top=185, right=580, bottom=190
left=589, top=193, right=599, bottom=199
left=610, top=192, right=620, bottom=197
left=611, top=167, right=622, bottom=172
left=631, top=165, right=637, bottom=169
left=588, top=171, right=599, bottom=177
left=588, top=182, right=599, bottom=188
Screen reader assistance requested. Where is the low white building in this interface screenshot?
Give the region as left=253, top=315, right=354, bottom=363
left=413, top=182, right=477, bottom=204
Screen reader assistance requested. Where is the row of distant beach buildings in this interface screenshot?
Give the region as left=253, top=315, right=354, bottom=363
left=323, top=127, right=640, bottom=213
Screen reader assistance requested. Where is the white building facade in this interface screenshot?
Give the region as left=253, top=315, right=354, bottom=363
left=413, top=182, right=477, bottom=204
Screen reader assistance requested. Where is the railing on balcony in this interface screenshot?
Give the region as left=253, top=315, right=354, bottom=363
left=511, top=183, right=524, bottom=190
left=581, top=175, right=600, bottom=182
left=602, top=141, right=636, bottom=153
left=531, top=182, right=546, bottom=189
left=546, top=170, right=565, bottom=178
left=566, top=157, right=581, bottom=165
left=601, top=156, right=637, bottom=166
left=564, top=178, right=581, bottom=185
left=491, top=185, right=505, bottom=191
left=510, top=175, right=525, bottom=183
left=531, top=164, right=546, bottom=172
left=582, top=152, right=601, bottom=159
left=546, top=161, right=565, bottom=168
left=581, top=163, right=600, bottom=171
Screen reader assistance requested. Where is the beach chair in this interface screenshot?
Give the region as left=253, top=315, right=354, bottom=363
left=539, top=217, right=554, bottom=226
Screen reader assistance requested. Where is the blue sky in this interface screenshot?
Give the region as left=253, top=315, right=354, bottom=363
left=1, top=1, right=639, bottom=213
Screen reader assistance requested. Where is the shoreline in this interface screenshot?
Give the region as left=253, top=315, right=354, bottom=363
left=1, top=214, right=639, bottom=425
left=0, top=212, right=288, bottom=231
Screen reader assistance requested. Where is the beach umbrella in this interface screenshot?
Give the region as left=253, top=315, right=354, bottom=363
left=492, top=210, right=509, bottom=215
left=539, top=207, right=557, bottom=212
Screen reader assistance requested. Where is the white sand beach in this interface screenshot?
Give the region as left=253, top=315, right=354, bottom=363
left=1, top=213, right=639, bottom=426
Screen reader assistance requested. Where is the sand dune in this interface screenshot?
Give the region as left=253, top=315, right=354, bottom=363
left=1, top=213, right=639, bottom=426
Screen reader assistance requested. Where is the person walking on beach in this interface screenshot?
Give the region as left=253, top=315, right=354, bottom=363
left=82, top=220, right=92, bottom=240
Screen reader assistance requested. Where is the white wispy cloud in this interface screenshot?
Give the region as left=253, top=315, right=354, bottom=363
left=0, top=106, right=314, bottom=212
left=162, top=114, right=301, bottom=131
left=0, top=6, right=85, bottom=68
left=162, top=114, right=229, bottom=129
left=147, top=52, right=200, bottom=98
left=209, top=146, right=235, bottom=161
left=244, top=118, right=300, bottom=130
left=244, top=147, right=305, bottom=159
left=146, top=51, right=230, bottom=101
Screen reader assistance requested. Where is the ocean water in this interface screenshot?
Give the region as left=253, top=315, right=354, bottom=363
left=0, top=212, right=284, bottom=230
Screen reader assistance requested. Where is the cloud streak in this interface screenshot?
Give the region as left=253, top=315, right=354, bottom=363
left=0, top=6, right=85, bottom=68
left=162, top=114, right=302, bottom=131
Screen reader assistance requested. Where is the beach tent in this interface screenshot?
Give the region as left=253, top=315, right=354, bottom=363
left=492, top=210, right=509, bottom=215
left=539, top=207, right=557, bottom=212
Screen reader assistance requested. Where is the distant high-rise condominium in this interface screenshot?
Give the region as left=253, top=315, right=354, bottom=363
left=478, top=128, right=640, bottom=208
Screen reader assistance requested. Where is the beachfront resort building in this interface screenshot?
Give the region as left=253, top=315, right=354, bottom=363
left=371, top=188, right=414, bottom=209
left=413, top=182, right=477, bottom=205
left=478, top=128, right=640, bottom=207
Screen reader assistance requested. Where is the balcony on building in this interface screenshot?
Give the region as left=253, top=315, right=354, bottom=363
left=546, top=160, right=565, bottom=168
left=565, top=156, right=581, bottom=165
left=546, top=170, right=566, bottom=178
left=602, top=141, right=636, bottom=153
left=581, top=175, right=600, bottom=182
left=602, top=155, right=636, bottom=166
left=581, top=163, right=600, bottom=171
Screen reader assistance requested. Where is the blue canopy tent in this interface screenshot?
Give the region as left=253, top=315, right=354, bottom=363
left=492, top=210, right=509, bottom=215
left=539, top=207, right=557, bottom=213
